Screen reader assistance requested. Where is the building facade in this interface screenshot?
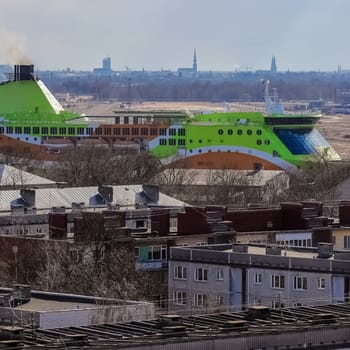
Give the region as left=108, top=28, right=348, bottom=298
left=168, top=243, right=350, bottom=314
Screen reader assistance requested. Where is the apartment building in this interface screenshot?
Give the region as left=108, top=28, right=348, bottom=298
left=168, top=243, right=350, bottom=314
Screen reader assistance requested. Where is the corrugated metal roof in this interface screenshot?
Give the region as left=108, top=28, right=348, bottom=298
left=0, top=185, right=186, bottom=212
left=0, top=165, right=55, bottom=187
left=155, top=169, right=286, bottom=187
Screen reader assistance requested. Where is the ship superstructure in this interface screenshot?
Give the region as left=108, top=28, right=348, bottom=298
left=0, top=65, right=340, bottom=169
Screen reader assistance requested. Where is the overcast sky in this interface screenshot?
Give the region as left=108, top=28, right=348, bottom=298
left=0, top=0, right=348, bottom=72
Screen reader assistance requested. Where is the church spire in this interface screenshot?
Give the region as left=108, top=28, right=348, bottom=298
left=270, top=55, right=277, bottom=73
left=193, top=49, right=197, bottom=73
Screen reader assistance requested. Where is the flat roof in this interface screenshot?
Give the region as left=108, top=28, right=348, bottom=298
left=227, top=245, right=322, bottom=259
left=15, top=297, right=96, bottom=312
left=14, top=303, right=350, bottom=348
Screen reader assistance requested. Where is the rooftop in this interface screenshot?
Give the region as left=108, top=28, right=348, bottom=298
left=6, top=303, right=350, bottom=349
left=0, top=184, right=186, bottom=214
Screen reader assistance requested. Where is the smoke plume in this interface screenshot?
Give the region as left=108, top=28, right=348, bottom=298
left=0, top=26, right=32, bottom=64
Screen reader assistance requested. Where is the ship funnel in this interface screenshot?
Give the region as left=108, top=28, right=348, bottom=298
left=14, top=64, right=35, bottom=81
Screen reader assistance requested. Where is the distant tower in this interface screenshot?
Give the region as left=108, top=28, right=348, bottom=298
left=192, top=49, right=197, bottom=74
left=270, top=56, right=277, bottom=73
left=103, top=57, right=111, bottom=71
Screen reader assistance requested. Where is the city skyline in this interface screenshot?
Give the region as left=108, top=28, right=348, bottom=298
left=0, top=0, right=348, bottom=72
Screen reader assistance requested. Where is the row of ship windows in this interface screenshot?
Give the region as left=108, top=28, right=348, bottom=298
left=186, top=149, right=280, bottom=157
left=218, top=129, right=262, bottom=136
left=159, top=139, right=186, bottom=146
left=189, top=139, right=271, bottom=145
left=159, top=139, right=271, bottom=147
left=1, top=126, right=185, bottom=137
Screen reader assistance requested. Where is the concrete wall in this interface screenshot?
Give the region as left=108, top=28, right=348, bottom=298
left=39, top=302, right=155, bottom=329
left=0, top=301, right=155, bottom=330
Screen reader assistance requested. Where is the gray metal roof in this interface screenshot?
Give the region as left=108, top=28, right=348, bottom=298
left=155, top=169, right=287, bottom=187
left=0, top=165, right=55, bottom=187
left=0, top=185, right=186, bottom=212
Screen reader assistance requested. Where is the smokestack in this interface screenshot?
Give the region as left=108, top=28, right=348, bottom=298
left=14, top=64, right=34, bottom=81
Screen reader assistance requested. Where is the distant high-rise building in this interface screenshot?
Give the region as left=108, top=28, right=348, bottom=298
left=93, top=57, right=112, bottom=77
left=103, top=57, right=111, bottom=71
left=271, top=56, right=277, bottom=73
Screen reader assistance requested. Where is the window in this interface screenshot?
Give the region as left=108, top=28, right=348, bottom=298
left=159, top=128, right=167, bottom=136
left=174, top=266, right=187, bottom=279
left=41, top=127, right=48, bottom=135
left=169, top=139, right=176, bottom=146
left=256, top=139, right=262, bottom=145
left=68, top=127, right=75, bottom=135
left=150, top=128, right=158, bottom=136
left=122, top=128, right=130, bottom=136
left=247, top=129, right=252, bottom=135
left=131, top=128, right=139, bottom=136
left=95, top=128, right=102, bottom=135
left=24, top=127, right=30, bottom=134
left=169, top=128, right=176, bottom=136
left=169, top=217, right=178, bottom=233
left=272, top=300, right=285, bottom=309
left=257, top=129, right=262, bottom=135
left=59, top=127, right=66, bottom=135
left=195, top=267, right=208, bottom=281
left=215, top=295, right=224, bottom=305
left=237, top=129, right=243, bottom=135
left=113, top=128, right=120, bottom=135
left=141, top=128, right=148, bottom=136
left=216, top=269, right=224, bottom=281
left=159, top=139, right=167, bottom=145
left=317, top=277, right=326, bottom=289
left=218, top=129, right=223, bottom=135
left=178, top=139, right=186, bottom=146
left=254, top=273, right=262, bottom=285
left=344, top=236, right=350, bottom=249
left=15, top=127, right=22, bottom=134
left=293, top=276, right=307, bottom=290
left=86, top=127, right=93, bottom=135
left=6, top=127, right=13, bottom=134
left=148, top=245, right=166, bottom=260
left=174, top=291, right=187, bottom=305
left=265, top=139, right=270, bottom=145
left=228, top=129, right=233, bottom=135
left=50, top=127, right=57, bottom=135
left=134, top=247, right=140, bottom=259
left=193, top=293, right=207, bottom=307
left=77, top=127, right=84, bottom=135
left=104, top=127, right=112, bottom=135
left=271, top=274, right=285, bottom=289
left=178, top=128, right=185, bottom=136
left=136, top=219, right=146, bottom=228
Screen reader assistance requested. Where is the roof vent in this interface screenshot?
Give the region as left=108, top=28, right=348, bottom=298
left=318, top=242, right=333, bottom=259
left=247, top=306, right=270, bottom=320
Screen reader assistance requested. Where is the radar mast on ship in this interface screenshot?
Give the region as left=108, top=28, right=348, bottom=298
left=262, top=79, right=285, bottom=115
